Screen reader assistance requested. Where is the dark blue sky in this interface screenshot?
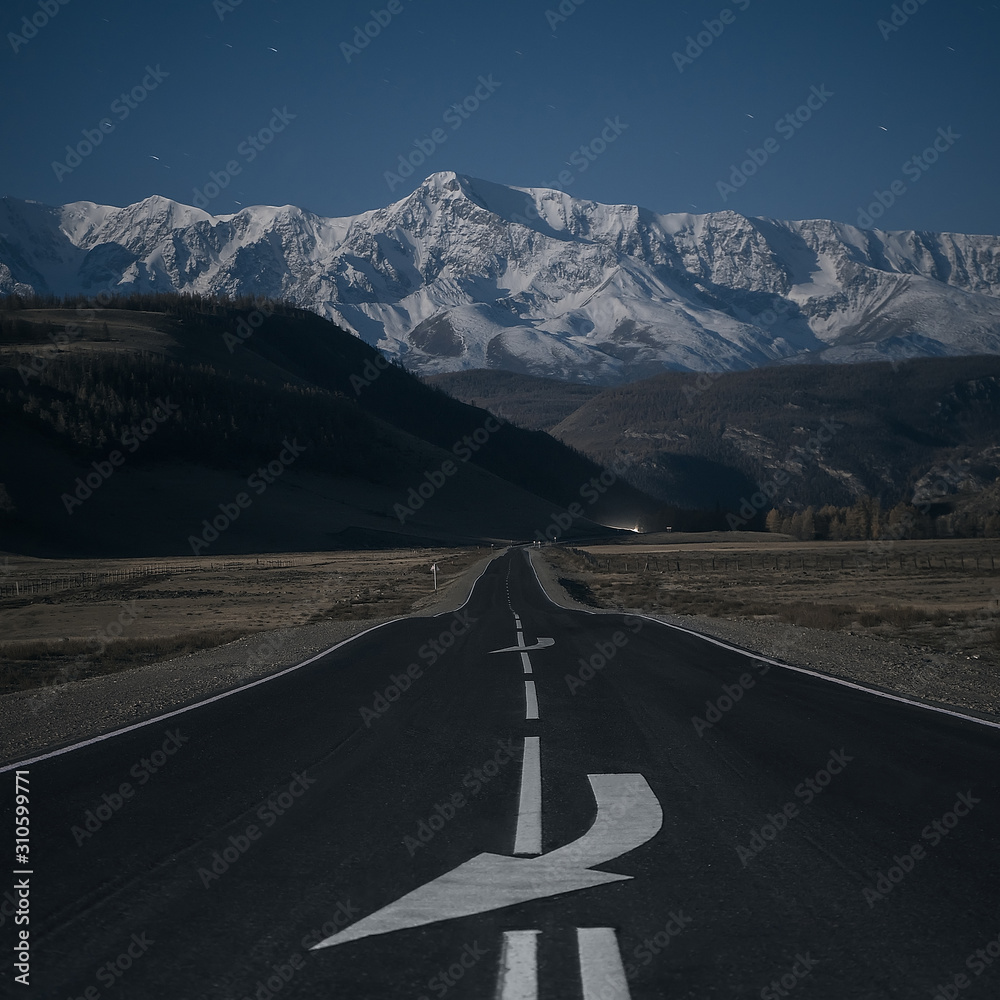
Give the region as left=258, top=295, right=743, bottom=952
left=3, top=0, right=999, bottom=234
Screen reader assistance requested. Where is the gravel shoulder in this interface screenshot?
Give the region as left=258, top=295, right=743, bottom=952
left=0, top=551, right=501, bottom=766
left=528, top=548, right=1000, bottom=725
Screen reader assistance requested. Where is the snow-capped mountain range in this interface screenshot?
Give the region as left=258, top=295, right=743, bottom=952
left=2, top=171, right=1000, bottom=384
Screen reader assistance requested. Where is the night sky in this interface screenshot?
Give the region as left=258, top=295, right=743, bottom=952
left=3, top=0, right=999, bottom=234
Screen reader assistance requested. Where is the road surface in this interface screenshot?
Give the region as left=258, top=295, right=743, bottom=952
left=2, top=549, right=999, bottom=998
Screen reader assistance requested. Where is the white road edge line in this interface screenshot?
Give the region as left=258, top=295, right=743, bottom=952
left=0, top=619, right=404, bottom=774
left=524, top=680, right=539, bottom=721
left=524, top=548, right=1000, bottom=733
left=433, top=552, right=502, bottom=617
left=513, top=736, right=542, bottom=855
left=0, top=557, right=502, bottom=774
left=520, top=651, right=533, bottom=675
left=497, top=930, right=539, bottom=1000
left=578, top=927, right=631, bottom=1000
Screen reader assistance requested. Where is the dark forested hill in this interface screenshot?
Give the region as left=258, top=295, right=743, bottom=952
left=0, top=295, right=657, bottom=555
left=423, top=370, right=603, bottom=431
left=547, top=356, right=1000, bottom=524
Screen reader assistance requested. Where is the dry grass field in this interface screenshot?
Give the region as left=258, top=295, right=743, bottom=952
left=0, top=547, right=486, bottom=692
left=545, top=535, right=1000, bottom=664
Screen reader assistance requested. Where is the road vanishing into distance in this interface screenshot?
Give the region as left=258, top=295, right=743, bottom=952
left=3, top=549, right=1000, bottom=999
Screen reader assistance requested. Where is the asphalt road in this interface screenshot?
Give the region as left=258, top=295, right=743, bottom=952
left=2, top=548, right=1000, bottom=999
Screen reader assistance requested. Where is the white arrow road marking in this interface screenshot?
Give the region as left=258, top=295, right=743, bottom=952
left=514, top=737, right=542, bottom=856
left=525, top=680, right=539, bottom=721
left=490, top=638, right=555, bottom=653
left=542, top=775, right=661, bottom=869
left=310, top=774, right=662, bottom=950
left=497, top=930, right=539, bottom=1000
left=578, top=928, right=631, bottom=1000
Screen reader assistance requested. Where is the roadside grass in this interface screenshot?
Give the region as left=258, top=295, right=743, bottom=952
left=0, top=629, right=251, bottom=693
left=543, top=542, right=1000, bottom=658
left=0, top=546, right=485, bottom=693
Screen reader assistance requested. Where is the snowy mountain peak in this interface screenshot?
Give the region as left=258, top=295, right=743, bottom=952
left=1, top=176, right=999, bottom=383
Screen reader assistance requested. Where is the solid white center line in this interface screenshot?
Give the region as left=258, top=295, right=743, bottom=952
left=524, top=680, right=539, bottom=720
left=513, top=736, right=542, bottom=855
left=497, top=930, right=539, bottom=1000
left=520, top=651, right=532, bottom=675
left=577, top=927, right=631, bottom=1000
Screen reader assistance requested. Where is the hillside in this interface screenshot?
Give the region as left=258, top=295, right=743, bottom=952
left=548, top=356, right=1000, bottom=518
left=422, top=370, right=603, bottom=431
left=0, top=296, right=657, bottom=556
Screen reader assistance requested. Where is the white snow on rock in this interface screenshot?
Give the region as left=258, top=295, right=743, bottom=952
left=2, top=171, right=999, bottom=384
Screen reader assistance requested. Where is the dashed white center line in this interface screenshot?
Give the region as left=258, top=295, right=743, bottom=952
left=513, top=736, right=542, bottom=856
left=577, top=927, right=632, bottom=1000
left=497, top=930, right=539, bottom=1000
left=524, top=680, right=539, bottom=721
left=520, top=651, right=533, bottom=675
left=516, top=630, right=525, bottom=647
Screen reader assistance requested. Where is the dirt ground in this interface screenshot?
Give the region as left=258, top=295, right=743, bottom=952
left=0, top=547, right=487, bottom=691
left=544, top=535, right=1000, bottom=664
